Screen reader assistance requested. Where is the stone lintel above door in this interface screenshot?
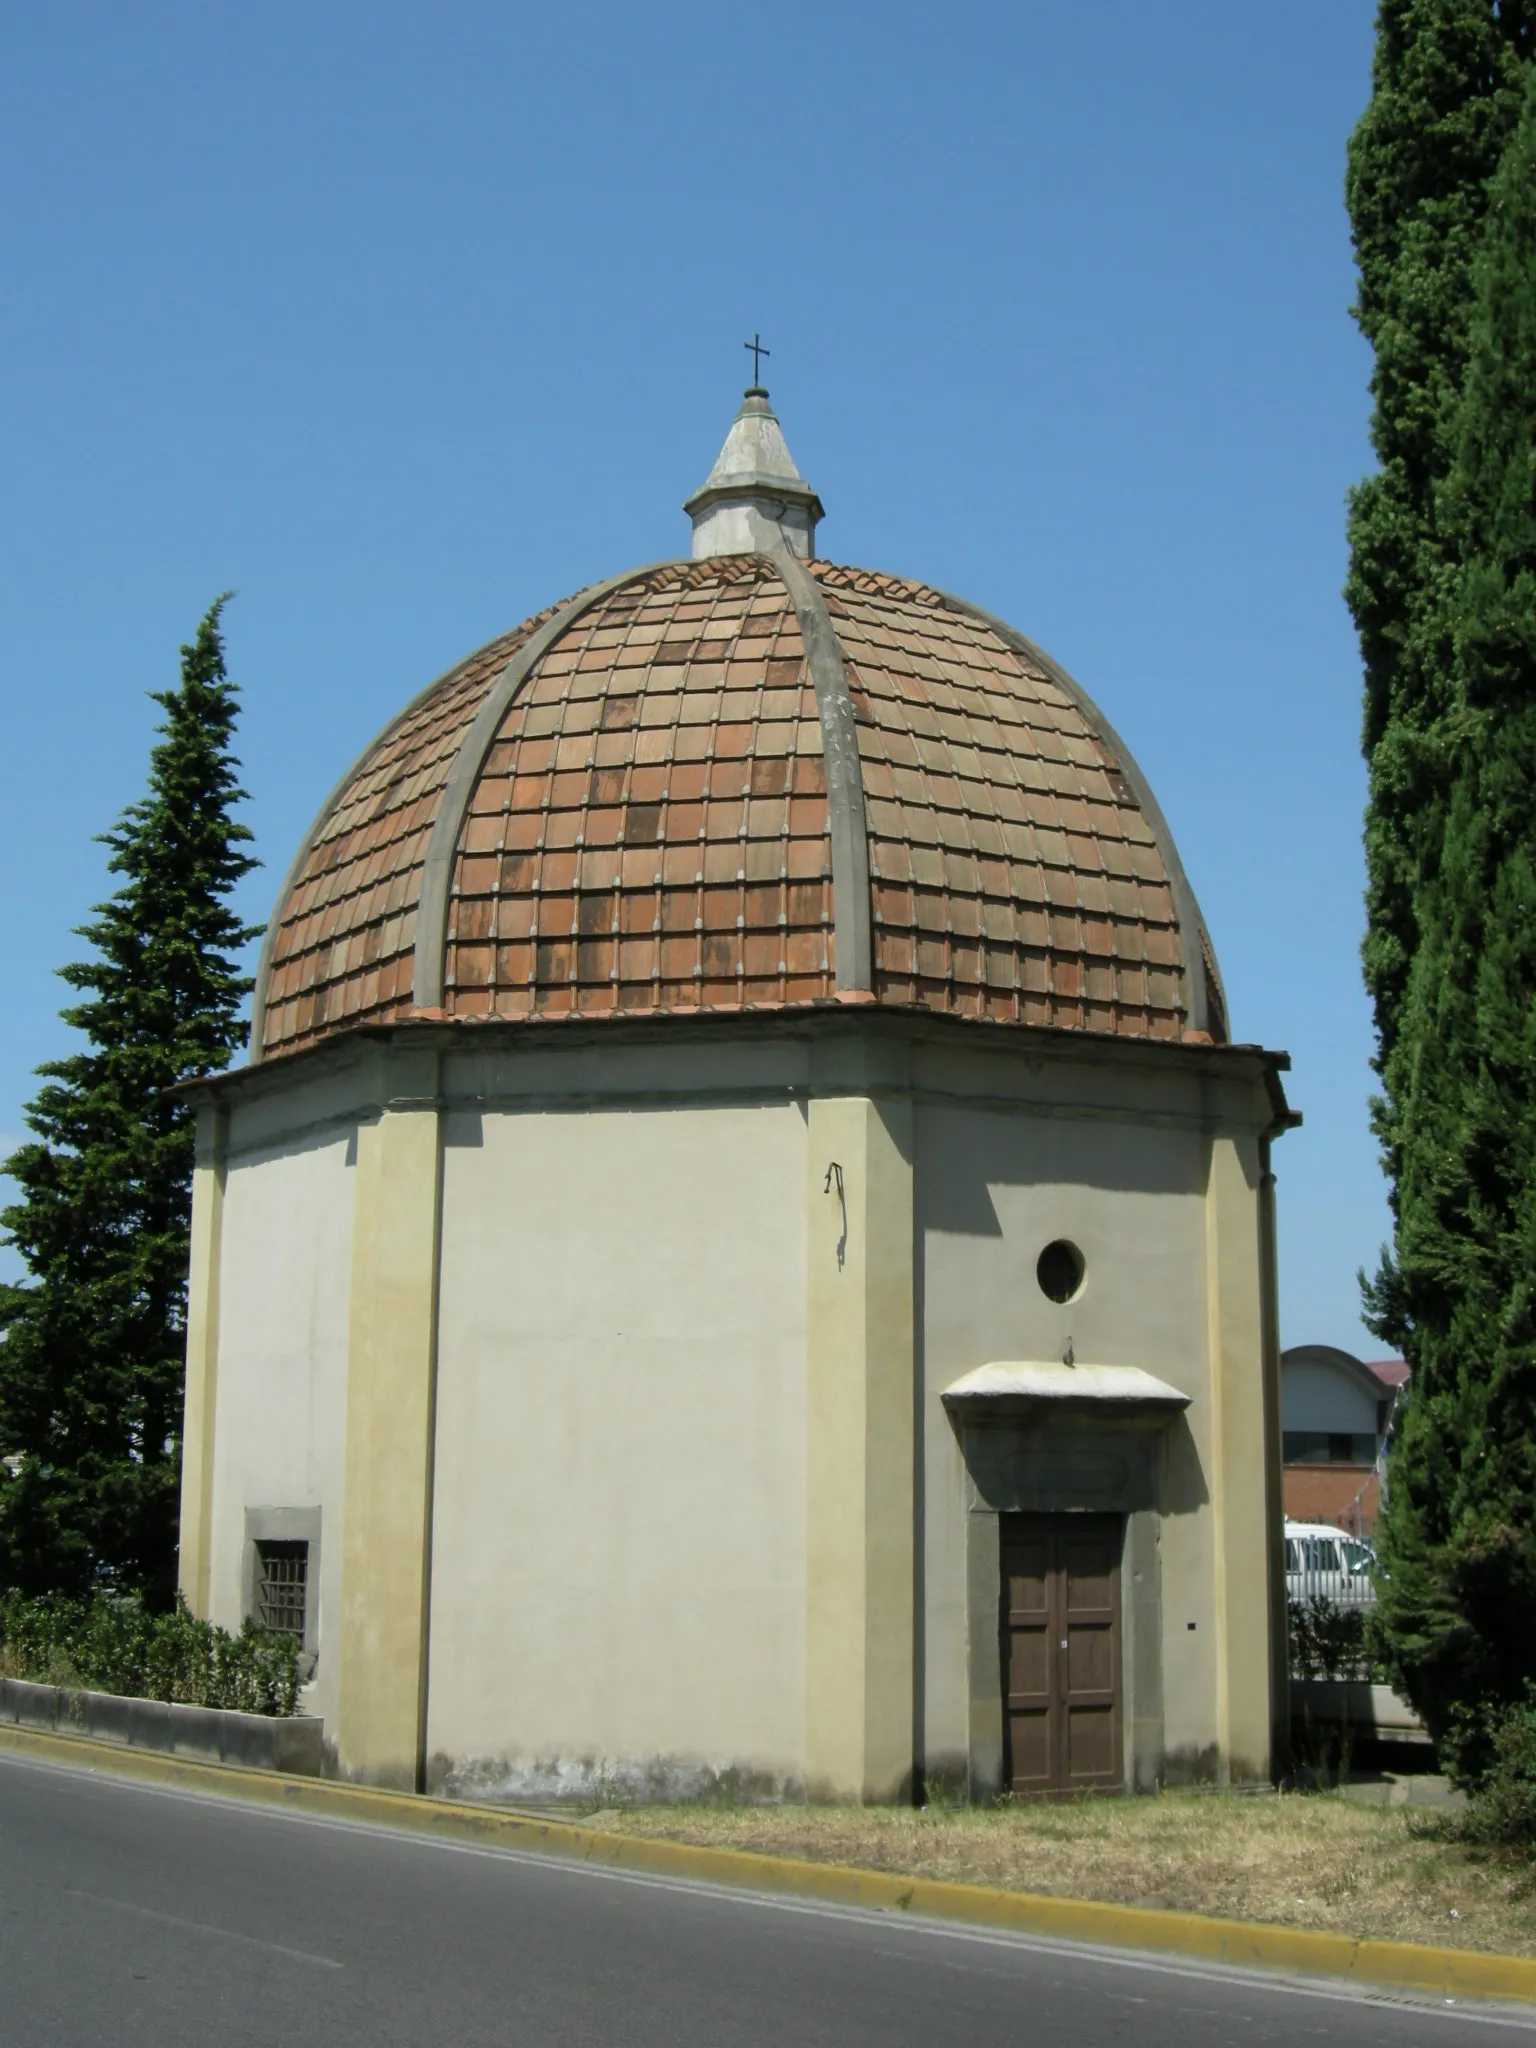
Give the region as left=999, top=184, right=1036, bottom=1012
left=942, top=1360, right=1190, bottom=1425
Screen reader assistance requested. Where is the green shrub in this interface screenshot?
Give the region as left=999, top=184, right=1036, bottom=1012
left=1456, top=1690, right=1536, bottom=1846
left=1288, top=1596, right=1377, bottom=1681
left=0, top=1591, right=299, bottom=1716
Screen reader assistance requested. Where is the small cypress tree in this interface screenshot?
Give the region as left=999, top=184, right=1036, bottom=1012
left=0, top=600, right=258, bottom=1606
left=1370, top=65, right=1536, bottom=1775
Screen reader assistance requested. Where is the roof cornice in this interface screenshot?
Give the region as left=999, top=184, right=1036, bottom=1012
left=187, top=998, right=1295, bottom=1112
left=683, top=474, right=824, bottom=519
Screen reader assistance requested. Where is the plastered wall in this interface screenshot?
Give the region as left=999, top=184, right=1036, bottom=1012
left=426, top=1097, right=809, bottom=1800
left=915, top=1099, right=1219, bottom=1784
left=207, top=1122, right=356, bottom=1729
left=181, top=1014, right=1283, bottom=1800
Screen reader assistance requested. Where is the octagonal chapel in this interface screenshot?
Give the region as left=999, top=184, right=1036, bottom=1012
left=178, top=384, right=1296, bottom=1803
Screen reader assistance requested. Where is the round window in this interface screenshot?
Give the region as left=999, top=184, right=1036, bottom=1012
left=1036, top=1239, right=1085, bottom=1304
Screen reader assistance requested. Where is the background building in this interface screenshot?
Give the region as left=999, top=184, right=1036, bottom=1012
left=1280, top=1343, right=1407, bottom=1535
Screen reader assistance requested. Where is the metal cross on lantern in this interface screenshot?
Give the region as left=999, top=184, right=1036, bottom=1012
left=744, top=333, right=770, bottom=387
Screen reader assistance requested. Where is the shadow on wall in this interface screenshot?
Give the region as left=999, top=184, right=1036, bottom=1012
left=1160, top=1413, right=1210, bottom=1517
left=918, top=1107, right=1208, bottom=1240
left=229, top=1116, right=362, bottom=1176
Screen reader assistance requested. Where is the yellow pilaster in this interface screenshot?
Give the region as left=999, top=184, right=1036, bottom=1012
left=336, top=1051, right=443, bottom=1789
left=177, top=1103, right=228, bottom=1617
left=805, top=1092, right=914, bottom=1802
left=1204, top=1127, right=1277, bottom=1784
left=1258, top=1138, right=1290, bottom=1768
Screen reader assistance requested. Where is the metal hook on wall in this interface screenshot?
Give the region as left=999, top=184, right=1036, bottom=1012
left=823, top=1160, right=847, bottom=1270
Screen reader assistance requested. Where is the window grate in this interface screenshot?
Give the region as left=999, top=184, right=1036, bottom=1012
left=1282, top=1430, right=1379, bottom=1466
left=255, top=1539, right=308, bottom=1643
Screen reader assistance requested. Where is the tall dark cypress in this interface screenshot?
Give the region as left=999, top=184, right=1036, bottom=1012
left=1347, top=0, right=1534, bottom=1754
left=1347, top=0, right=1532, bottom=1088
left=0, top=601, right=258, bottom=1605
left=1369, top=65, right=1536, bottom=1773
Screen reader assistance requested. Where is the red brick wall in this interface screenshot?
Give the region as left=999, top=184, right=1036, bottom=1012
left=1283, top=1464, right=1380, bottom=1536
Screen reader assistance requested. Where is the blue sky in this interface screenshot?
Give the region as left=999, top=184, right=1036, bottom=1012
left=0, top=2, right=1384, bottom=1347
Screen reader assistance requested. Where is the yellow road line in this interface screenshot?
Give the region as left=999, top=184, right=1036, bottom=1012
left=1, top=1720, right=1529, bottom=2007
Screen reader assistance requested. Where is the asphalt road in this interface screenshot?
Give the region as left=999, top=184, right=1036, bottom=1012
left=0, top=1748, right=1529, bottom=2047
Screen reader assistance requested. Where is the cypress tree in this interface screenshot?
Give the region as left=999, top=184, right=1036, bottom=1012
left=0, top=600, right=258, bottom=1606
left=1347, top=0, right=1532, bottom=1753
left=1369, top=65, right=1536, bottom=1774
left=1346, top=0, right=1532, bottom=1086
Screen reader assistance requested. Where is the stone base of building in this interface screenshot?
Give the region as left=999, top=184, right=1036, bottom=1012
left=0, top=1675, right=324, bottom=1775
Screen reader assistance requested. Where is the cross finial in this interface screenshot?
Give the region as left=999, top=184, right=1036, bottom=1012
left=744, top=332, right=770, bottom=390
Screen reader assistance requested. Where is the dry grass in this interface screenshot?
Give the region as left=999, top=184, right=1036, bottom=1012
left=595, top=1790, right=1536, bottom=1957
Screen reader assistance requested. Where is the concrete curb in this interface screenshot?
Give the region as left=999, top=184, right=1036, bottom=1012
left=1, top=1720, right=1530, bottom=2008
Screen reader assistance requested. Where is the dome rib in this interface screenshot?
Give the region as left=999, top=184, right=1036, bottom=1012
left=931, top=586, right=1225, bottom=1039
left=411, top=564, right=670, bottom=1016
left=250, top=554, right=1222, bottom=1059
left=249, top=598, right=590, bottom=1062
left=248, top=616, right=559, bottom=1062
left=771, top=550, right=872, bottom=992
left=438, top=557, right=837, bottom=1017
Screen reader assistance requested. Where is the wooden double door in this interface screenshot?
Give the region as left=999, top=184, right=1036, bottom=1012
left=1000, top=1512, right=1123, bottom=1798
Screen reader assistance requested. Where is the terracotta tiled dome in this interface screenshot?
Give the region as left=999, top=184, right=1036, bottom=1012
left=252, top=402, right=1226, bottom=1061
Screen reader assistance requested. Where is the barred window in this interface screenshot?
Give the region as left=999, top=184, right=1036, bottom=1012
left=1282, top=1430, right=1378, bottom=1466
left=254, top=1539, right=308, bottom=1643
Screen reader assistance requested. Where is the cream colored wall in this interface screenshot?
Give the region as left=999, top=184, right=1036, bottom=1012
left=1204, top=1127, right=1279, bottom=1781
left=178, top=1105, right=227, bottom=1619
left=335, top=1071, right=444, bottom=1789
left=915, top=1099, right=1220, bottom=1779
left=426, top=1098, right=809, bottom=1800
left=205, top=1123, right=356, bottom=1731
left=804, top=1092, right=914, bottom=1802
left=183, top=1017, right=1282, bottom=1800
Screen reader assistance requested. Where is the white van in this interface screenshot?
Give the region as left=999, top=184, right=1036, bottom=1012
left=1283, top=1520, right=1378, bottom=1608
